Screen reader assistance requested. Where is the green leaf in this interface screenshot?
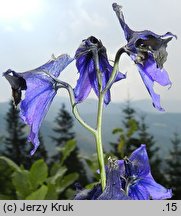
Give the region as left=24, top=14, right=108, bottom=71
left=0, top=156, right=20, bottom=172
left=112, top=128, right=123, bottom=134
left=12, top=170, right=32, bottom=199
left=45, top=183, right=58, bottom=200
left=57, top=173, right=79, bottom=194
left=48, top=166, right=67, bottom=184
left=29, top=159, right=48, bottom=189
left=85, top=182, right=99, bottom=189
left=59, top=139, right=76, bottom=165
left=65, top=188, right=76, bottom=199
left=25, top=185, right=48, bottom=200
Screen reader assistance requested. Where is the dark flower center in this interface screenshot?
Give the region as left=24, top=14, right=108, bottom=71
left=135, top=35, right=161, bottom=51
left=89, top=36, right=99, bottom=44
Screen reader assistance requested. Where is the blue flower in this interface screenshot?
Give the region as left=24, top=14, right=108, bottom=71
left=74, top=36, right=126, bottom=105
left=4, top=54, right=73, bottom=155
left=118, top=144, right=172, bottom=200
left=113, top=3, right=176, bottom=111
left=74, top=158, right=130, bottom=200
left=97, top=158, right=131, bottom=200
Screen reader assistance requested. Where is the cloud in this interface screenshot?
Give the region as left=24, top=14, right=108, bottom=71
left=0, top=0, right=180, bottom=106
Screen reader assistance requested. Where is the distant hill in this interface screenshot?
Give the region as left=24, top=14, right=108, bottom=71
left=0, top=98, right=181, bottom=158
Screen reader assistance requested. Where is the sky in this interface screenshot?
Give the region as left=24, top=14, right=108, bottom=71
left=0, top=0, right=180, bottom=110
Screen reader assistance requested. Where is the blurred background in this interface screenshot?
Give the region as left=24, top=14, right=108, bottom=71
left=0, top=0, right=181, bottom=200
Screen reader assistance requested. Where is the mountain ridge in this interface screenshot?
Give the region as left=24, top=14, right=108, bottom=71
left=0, top=98, right=181, bottom=157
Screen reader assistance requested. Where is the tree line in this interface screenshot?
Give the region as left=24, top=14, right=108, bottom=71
left=0, top=100, right=180, bottom=199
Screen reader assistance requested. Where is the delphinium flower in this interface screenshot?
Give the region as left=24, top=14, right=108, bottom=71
left=75, top=145, right=172, bottom=200
left=74, top=36, right=126, bottom=105
left=4, top=54, right=73, bottom=155
left=112, top=3, right=177, bottom=111
left=74, top=158, right=130, bottom=200
left=119, top=144, right=172, bottom=200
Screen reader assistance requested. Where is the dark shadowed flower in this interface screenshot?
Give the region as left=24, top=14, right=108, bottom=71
left=113, top=3, right=176, bottom=111
left=4, top=54, right=73, bottom=155
left=74, top=36, right=126, bottom=105
left=74, top=158, right=130, bottom=200
left=118, top=144, right=172, bottom=200
left=97, top=157, right=131, bottom=200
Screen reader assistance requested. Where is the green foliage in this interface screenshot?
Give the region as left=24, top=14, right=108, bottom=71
left=59, top=139, right=76, bottom=166
left=29, top=159, right=48, bottom=189
left=111, top=101, right=165, bottom=187
left=0, top=140, right=80, bottom=200
left=12, top=170, right=32, bottom=199
left=0, top=156, right=21, bottom=172
left=166, top=132, right=181, bottom=199
left=51, top=104, right=88, bottom=188
left=57, top=173, right=79, bottom=194
left=1, top=100, right=47, bottom=169
left=26, top=185, right=48, bottom=200
left=83, top=153, right=100, bottom=182
left=111, top=103, right=139, bottom=158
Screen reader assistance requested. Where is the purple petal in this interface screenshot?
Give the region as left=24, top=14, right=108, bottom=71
left=129, top=144, right=150, bottom=177
left=26, top=54, right=73, bottom=78
left=75, top=36, right=126, bottom=105
left=138, top=64, right=165, bottom=111
left=138, top=54, right=172, bottom=86
left=87, top=58, right=99, bottom=98
left=112, top=3, right=133, bottom=41
left=98, top=161, right=130, bottom=200
left=20, top=74, right=56, bottom=155
left=128, top=183, right=150, bottom=200
left=74, top=55, right=92, bottom=103
left=139, top=173, right=172, bottom=200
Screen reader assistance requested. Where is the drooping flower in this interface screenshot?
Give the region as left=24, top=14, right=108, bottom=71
left=118, top=144, right=172, bottom=200
left=74, top=36, right=126, bottom=105
left=112, top=3, right=177, bottom=111
left=74, top=158, right=130, bottom=200
left=4, top=54, right=73, bottom=155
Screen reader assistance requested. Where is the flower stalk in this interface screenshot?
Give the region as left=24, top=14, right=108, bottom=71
left=95, top=92, right=106, bottom=190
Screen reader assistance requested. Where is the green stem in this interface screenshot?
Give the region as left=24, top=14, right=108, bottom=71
left=94, top=46, right=126, bottom=190
left=95, top=92, right=106, bottom=190
left=66, top=85, right=96, bottom=135
left=103, top=46, right=126, bottom=94
left=42, top=46, right=126, bottom=192
left=42, top=70, right=96, bottom=135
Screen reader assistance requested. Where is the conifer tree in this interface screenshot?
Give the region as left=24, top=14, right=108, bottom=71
left=166, top=132, right=181, bottom=199
left=111, top=102, right=164, bottom=184
left=3, top=100, right=27, bottom=165
left=2, top=100, right=47, bottom=168
left=51, top=103, right=88, bottom=186
left=138, top=115, right=164, bottom=183
left=111, top=100, right=140, bottom=157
